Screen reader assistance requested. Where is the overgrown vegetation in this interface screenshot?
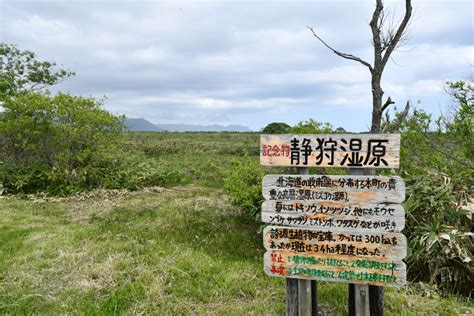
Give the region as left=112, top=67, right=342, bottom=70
left=261, top=122, right=291, bottom=134
left=395, top=80, right=473, bottom=296
left=1, top=133, right=472, bottom=314
left=224, top=157, right=265, bottom=222
left=0, top=92, right=120, bottom=194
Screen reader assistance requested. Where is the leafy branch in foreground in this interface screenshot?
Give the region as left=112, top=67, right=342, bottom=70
left=0, top=43, right=74, bottom=99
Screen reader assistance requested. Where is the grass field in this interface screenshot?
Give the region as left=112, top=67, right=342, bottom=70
left=1, top=132, right=473, bottom=315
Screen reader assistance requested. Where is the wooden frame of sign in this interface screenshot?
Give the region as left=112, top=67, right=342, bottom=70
left=259, top=134, right=406, bottom=316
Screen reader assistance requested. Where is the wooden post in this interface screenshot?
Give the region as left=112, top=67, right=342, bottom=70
left=348, top=168, right=384, bottom=316
left=286, top=166, right=317, bottom=316
left=348, top=168, right=366, bottom=316
left=369, top=284, right=384, bottom=315
left=286, top=278, right=299, bottom=316
left=297, top=167, right=314, bottom=316
left=349, top=284, right=355, bottom=316
left=355, top=284, right=370, bottom=316
left=298, top=279, right=312, bottom=315
left=311, top=280, right=318, bottom=316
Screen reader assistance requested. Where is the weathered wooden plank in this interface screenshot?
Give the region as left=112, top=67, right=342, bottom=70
left=262, top=201, right=405, bottom=232
left=262, top=201, right=405, bottom=217
left=263, top=226, right=407, bottom=260
left=264, top=250, right=407, bottom=287
left=261, top=212, right=405, bottom=232
left=260, top=134, right=400, bottom=168
left=262, top=175, right=405, bottom=204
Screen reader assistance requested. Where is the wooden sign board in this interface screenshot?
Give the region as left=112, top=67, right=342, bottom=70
left=261, top=201, right=405, bottom=232
left=260, top=134, right=400, bottom=168
left=262, top=175, right=405, bottom=204
left=264, top=250, right=406, bottom=287
left=263, top=226, right=407, bottom=260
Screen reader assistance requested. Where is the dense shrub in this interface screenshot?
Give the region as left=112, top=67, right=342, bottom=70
left=289, top=118, right=333, bottom=134
left=0, top=92, right=188, bottom=194
left=223, top=157, right=265, bottom=222
left=404, top=171, right=472, bottom=296
left=0, top=92, right=122, bottom=193
left=261, top=122, right=291, bottom=134
left=397, top=81, right=473, bottom=296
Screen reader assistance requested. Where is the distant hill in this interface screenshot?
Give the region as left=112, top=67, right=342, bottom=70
left=156, top=124, right=251, bottom=132
left=125, top=118, right=162, bottom=132
left=125, top=118, right=251, bottom=132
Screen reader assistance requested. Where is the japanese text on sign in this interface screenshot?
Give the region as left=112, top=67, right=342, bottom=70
left=264, top=251, right=406, bottom=287
left=263, top=226, right=407, bottom=260
left=262, top=175, right=405, bottom=204
left=260, top=134, right=400, bottom=168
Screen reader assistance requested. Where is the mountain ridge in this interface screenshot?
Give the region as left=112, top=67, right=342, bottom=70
left=125, top=118, right=251, bottom=132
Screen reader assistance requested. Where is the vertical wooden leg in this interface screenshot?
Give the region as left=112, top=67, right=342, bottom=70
left=298, top=279, right=312, bottom=315
left=355, top=284, right=370, bottom=316
left=349, top=284, right=355, bottom=316
left=286, top=278, right=298, bottom=316
left=369, top=286, right=384, bottom=316
left=311, top=280, right=318, bottom=316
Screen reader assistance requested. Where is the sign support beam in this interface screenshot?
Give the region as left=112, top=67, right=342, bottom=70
left=285, top=166, right=318, bottom=315
left=355, top=284, right=370, bottom=316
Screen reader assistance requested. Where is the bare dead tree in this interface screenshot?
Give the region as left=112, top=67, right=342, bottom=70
left=308, top=0, right=413, bottom=133
left=308, top=2, right=413, bottom=314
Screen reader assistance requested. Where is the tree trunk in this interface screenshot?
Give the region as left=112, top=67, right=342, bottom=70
left=371, top=73, right=383, bottom=133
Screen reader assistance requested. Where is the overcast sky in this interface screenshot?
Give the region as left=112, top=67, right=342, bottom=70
left=1, top=0, right=472, bottom=131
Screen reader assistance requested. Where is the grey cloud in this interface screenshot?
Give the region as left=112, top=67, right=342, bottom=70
left=1, top=0, right=472, bottom=131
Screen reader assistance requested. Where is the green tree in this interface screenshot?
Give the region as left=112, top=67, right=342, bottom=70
left=290, top=118, right=333, bottom=134
left=261, top=122, right=291, bottom=134
left=0, top=91, right=125, bottom=194
left=0, top=44, right=126, bottom=194
left=443, top=80, right=473, bottom=159
left=0, top=43, right=74, bottom=99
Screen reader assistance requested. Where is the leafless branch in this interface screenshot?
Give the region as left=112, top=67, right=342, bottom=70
left=307, top=26, right=373, bottom=71
left=380, top=0, right=412, bottom=69
left=370, top=0, right=384, bottom=68
left=389, top=56, right=406, bottom=68
left=381, top=96, right=395, bottom=113
left=382, top=100, right=409, bottom=133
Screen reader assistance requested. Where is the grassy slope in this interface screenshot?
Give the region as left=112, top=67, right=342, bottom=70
left=1, top=132, right=472, bottom=315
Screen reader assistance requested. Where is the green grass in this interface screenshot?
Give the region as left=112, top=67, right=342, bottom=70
left=1, top=132, right=473, bottom=314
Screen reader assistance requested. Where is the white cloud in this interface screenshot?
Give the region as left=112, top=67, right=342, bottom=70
left=1, top=0, right=472, bottom=131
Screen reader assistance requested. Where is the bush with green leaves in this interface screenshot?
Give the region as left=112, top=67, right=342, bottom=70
left=289, top=118, right=333, bottom=134
left=396, top=81, right=473, bottom=296
left=0, top=91, right=123, bottom=193
left=261, top=122, right=291, bottom=134
left=0, top=43, right=74, bottom=99
left=223, top=157, right=265, bottom=222
left=0, top=92, right=187, bottom=194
